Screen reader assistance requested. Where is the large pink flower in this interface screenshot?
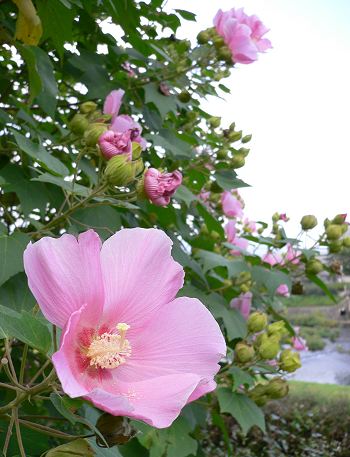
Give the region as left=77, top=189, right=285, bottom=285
left=144, top=168, right=182, bottom=207
left=221, top=191, right=243, bottom=218
left=111, top=114, right=147, bottom=150
left=103, top=89, right=125, bottom=118
left=98, top=130, right=132, bottom=160
left=23, top=229, right=225, bottom=428
left=213, top=8, right=272, bottom=64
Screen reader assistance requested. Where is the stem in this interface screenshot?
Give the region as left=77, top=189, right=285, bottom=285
left=17, top=419, right=84, bottom=441
left=3, top=410, right=15, bottom=456
left=19, top=344, right=28, bottom=384
left=52, top=325, right=58, bottom=352
left=5, top=340, right=18, bottom=383
left=14, top=409, right=26, bottom=457
left=29, top=359, right=51, bottom=385
left=0, top=382, right=23, bottom=392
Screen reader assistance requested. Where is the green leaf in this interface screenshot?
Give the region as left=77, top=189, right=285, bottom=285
left=32, top=46, right=59, bottom=116
left=46, top=439, right=94, bottom=457
left=217, top=389, right=266, bottom=434
left=306, top=273, right=337, bottom=303
left=197, top=203, right=224, bottom=238
left=0, top=273, right=36, bottom=312
left=196, top=250, right=248, bottom=277
left=252, top=266, right=291, bottom=295
left=228, top=366, right=255, bottom=390
left=37, top=0, right=75, bottom=58
left=32, top=173, right=90, bottom=197
left=72, top=206, right=121, bottom=239
left=144, top=83, right=178, bottom=118
left=175, top=9, right=196, bottom=21
left=0, top=232, right=29, bottom=287
left=208, top=294, right=247, bottom=340
left=13, top=132, right=68, bottom=176
left=0, top=305, right=51, bottom=353
left=16, top=44, right=42, bottom=101
left=151, top=129, right=193, bottom=159
left=175, top=185, right=197, bottom=206
left=215, top=169, right=250, bottom=190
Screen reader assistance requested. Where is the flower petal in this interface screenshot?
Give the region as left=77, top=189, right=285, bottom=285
left=87, top=373, right=202, bottom=428
left=100, top=228, right=184, bottom=329
left=116, top=297, right=226, bottom=382
left=24, top=230, right=104, bottom=328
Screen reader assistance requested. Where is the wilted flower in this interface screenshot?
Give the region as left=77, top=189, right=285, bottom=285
left=213, top=8, right=272, bottom=64
left=24, top=229, right=226, bottom=428
left=98, top=130, right=132, bottom=160
left=111, top=115, right=147, bottom=150
left=144, top=168, right=182, bottom=207
left=221, top=191, right=243, bottom=218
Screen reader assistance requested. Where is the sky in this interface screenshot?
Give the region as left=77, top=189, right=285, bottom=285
left=165, top=0, right=350, bottom=237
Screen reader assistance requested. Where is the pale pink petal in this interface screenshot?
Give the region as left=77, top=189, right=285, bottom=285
left=103, top=89, right=125, bottom=117
left=87, top=373, right=202, bottom=428
left=115, top=297, right=226, bottom=382
left=187, top=379, right=217, bottom=403
left=100, top=228, right=184, bottom=329
left=24, top=230, right=104, bottom=328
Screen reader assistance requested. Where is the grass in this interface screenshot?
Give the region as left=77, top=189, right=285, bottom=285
left=282, top=294, right=336, bottom=308
left=289, top=380, right=350, bottom=403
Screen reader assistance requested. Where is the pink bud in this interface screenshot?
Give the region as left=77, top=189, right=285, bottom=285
left=292, top=336, right=308, bottom=351
left=144, top=168, right=182, bottom=206
left=98, top=130, right=132, bottom=160
left=111, top=115, right=147, bottom=150
left=221, top=190, right=243, bottom=218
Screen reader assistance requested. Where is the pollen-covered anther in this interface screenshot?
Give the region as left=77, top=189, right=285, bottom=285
left=86, top=323, right=131, bottom=369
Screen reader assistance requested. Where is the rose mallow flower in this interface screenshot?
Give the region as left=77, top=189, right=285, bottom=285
left=111, top=114, right=147, bottom=150
left=292, top=336, right=308, bottom=351
left=221, top=191, right=243, bottom=218
left=103, top=89, right=125, bottom=118
left=213, top=8, right=272, bottom=64
left=230, top=292, right=252, bottom=319
left=284, top=243, right=300, bottom=265
left=98, top=130, right=132, bottom=160
left=225, top=220, right=248, bottom=255
left=263, top=251, right=282, bottom=266
left=144, top=168, right=182, bottom=207
left=23, top=229, right=226, bottom=428
left=276, top=284, right=290, bottom=297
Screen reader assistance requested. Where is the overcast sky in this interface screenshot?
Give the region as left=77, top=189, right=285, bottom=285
left=166, top=0, right=350, bottom=237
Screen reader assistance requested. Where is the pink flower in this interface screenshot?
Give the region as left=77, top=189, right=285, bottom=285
left=225, top=220, right=237, bottom=243
left=276, top=284, right=289, bottom=297
left=221, top=191, right=243, bottom=218
left=230, top=292, right=252, bottom=319
left=225, top=220, right=248, bottom=255
left=98, top=130, right=132, bottom=160
left=213, top=8, right=272, bottom=64
left=199, top=189, right=210, bottom=202
left=263, top=251, right=282, bottom=266
left=243, top=217, right=256, bottom=232
left=279, top=213, right=288, bottom=222
left=103, top=89, right=125, bottom=118
left=284, top=243, right=300, bottom=265
left=292, top=336, right=308, bottom=351
left=121, top=62, right=136, bottom=77
left=144, top=168, right=182, bottom=207
left=111, top=114, right=147, bottom=150
left=23, top=229, right=226, bottom=428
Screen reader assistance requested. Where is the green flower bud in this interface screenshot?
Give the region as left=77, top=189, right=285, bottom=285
left=69, top=113, right=89, bottom=135
left=104, top=155, right=134, bottom=186
left=324, top=218, right=331, bottom=229
left=267, top=321, right=288, bottom=337
left=306, top=259, right=324, bottom=275
left=228, top=130, right=242, bottom=142
left=238, top=147, right=250, bottom=157
left=186, top=111, right=198, bottom=122
left=332, top=214, right=347, bottom=225
left=231, top=153, right=245, bottom=169
left=326, top=224, right=343, bottom=240
left=241, top=134, right=252, bottom=144
left=217, top=46, right=233, bottom=63
left=258, top=334, right=280, bottom=360
left=300, top=215, right=318, bottom=230
left=272, top=212, right=280, bottom=223
left=240, top=283, right=251, bottom=293
left=84, top=123, right=108, bottom=147
left=329, top=240, right=343, bottom=254
left=249, top=384, right=268, bottom=406
left=247, top=312, right=268, bottom=333
left=235, top=342, right=255, bottom=363
left=266, top=378, right=289, bottom=399
left=279, top=349, right=301, bottom=373
left=343, top=237, right=350, bottom=248
left=177, top=90, right=191, bottom=103
left=213, top=36, right=225, bottom=49
left=132, top=142, right=142, bottom=160
left=80, top=101, right=97, bottom=114
left=217, top=149, right=227, bottom=160
left=209, top=116, right=221, bottom=128
left=132, top=157, right=144, bottom=177
left=341, top=223, right=348, bottom=235
left=197, top=30, right=210, bottom=44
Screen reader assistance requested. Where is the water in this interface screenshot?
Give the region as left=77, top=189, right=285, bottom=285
left=291, top=327, right=350, bottom=385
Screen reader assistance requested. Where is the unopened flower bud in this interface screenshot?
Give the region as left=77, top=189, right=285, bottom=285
left=306, top=259, right=324, bottom=275
left=238, top=147, right=250, bottom=157
left=341, top=223, right=348, bottom=235
left=279, top=349, right=301, bottom=372
left=217, top=46, right=233, bottom=63
left=69, top=113, right=89, bottom=135
left=326, top=224, right=343, bottom=240
left=213, top=36, right=225, bottom=48
left=132, top=158, right=144, bottom=177
left=247, top=312, right=268, bottom=333
left=177, top=90, right=191, bottom=103
left=104, top=155, right=134, bottom=186
left=231, top=153, right=245, bottom=169
left=300, top=215, right=318, bottom=230
left=258, top=334, right=280, bottom=360
left=228, top=130, right=242, bottom=142
left=209, top=116, right=221, bottom=128
left=266, top=377, right=289, bottom=399
left=132, top=142, right=142, bottom=160
left=249, top=384, right=268, bottom=406
left=241, top=134, right=252, bottom=144
left=324, top=218, right=331, bottom=229
left=267, top=320, right=288, bottom=337
left=217, top=149, right=227, bottom=160
left=84, top=123, right=108, bottom=147
left=80, top=101, right=97, bottom=114
left=197, top=30, right=211, bottom=44
left=240, top=283, right=251, bottom=293
left=329, top=240, right=343, bottom=254
left=332, top=214, right=347, bottom=225
left=235, top=342, right=255, bottom=363
left=343, top=237, right=350, bottom=248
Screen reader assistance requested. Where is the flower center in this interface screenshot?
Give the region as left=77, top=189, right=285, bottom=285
left=86, top=323, right=131, bottom=369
